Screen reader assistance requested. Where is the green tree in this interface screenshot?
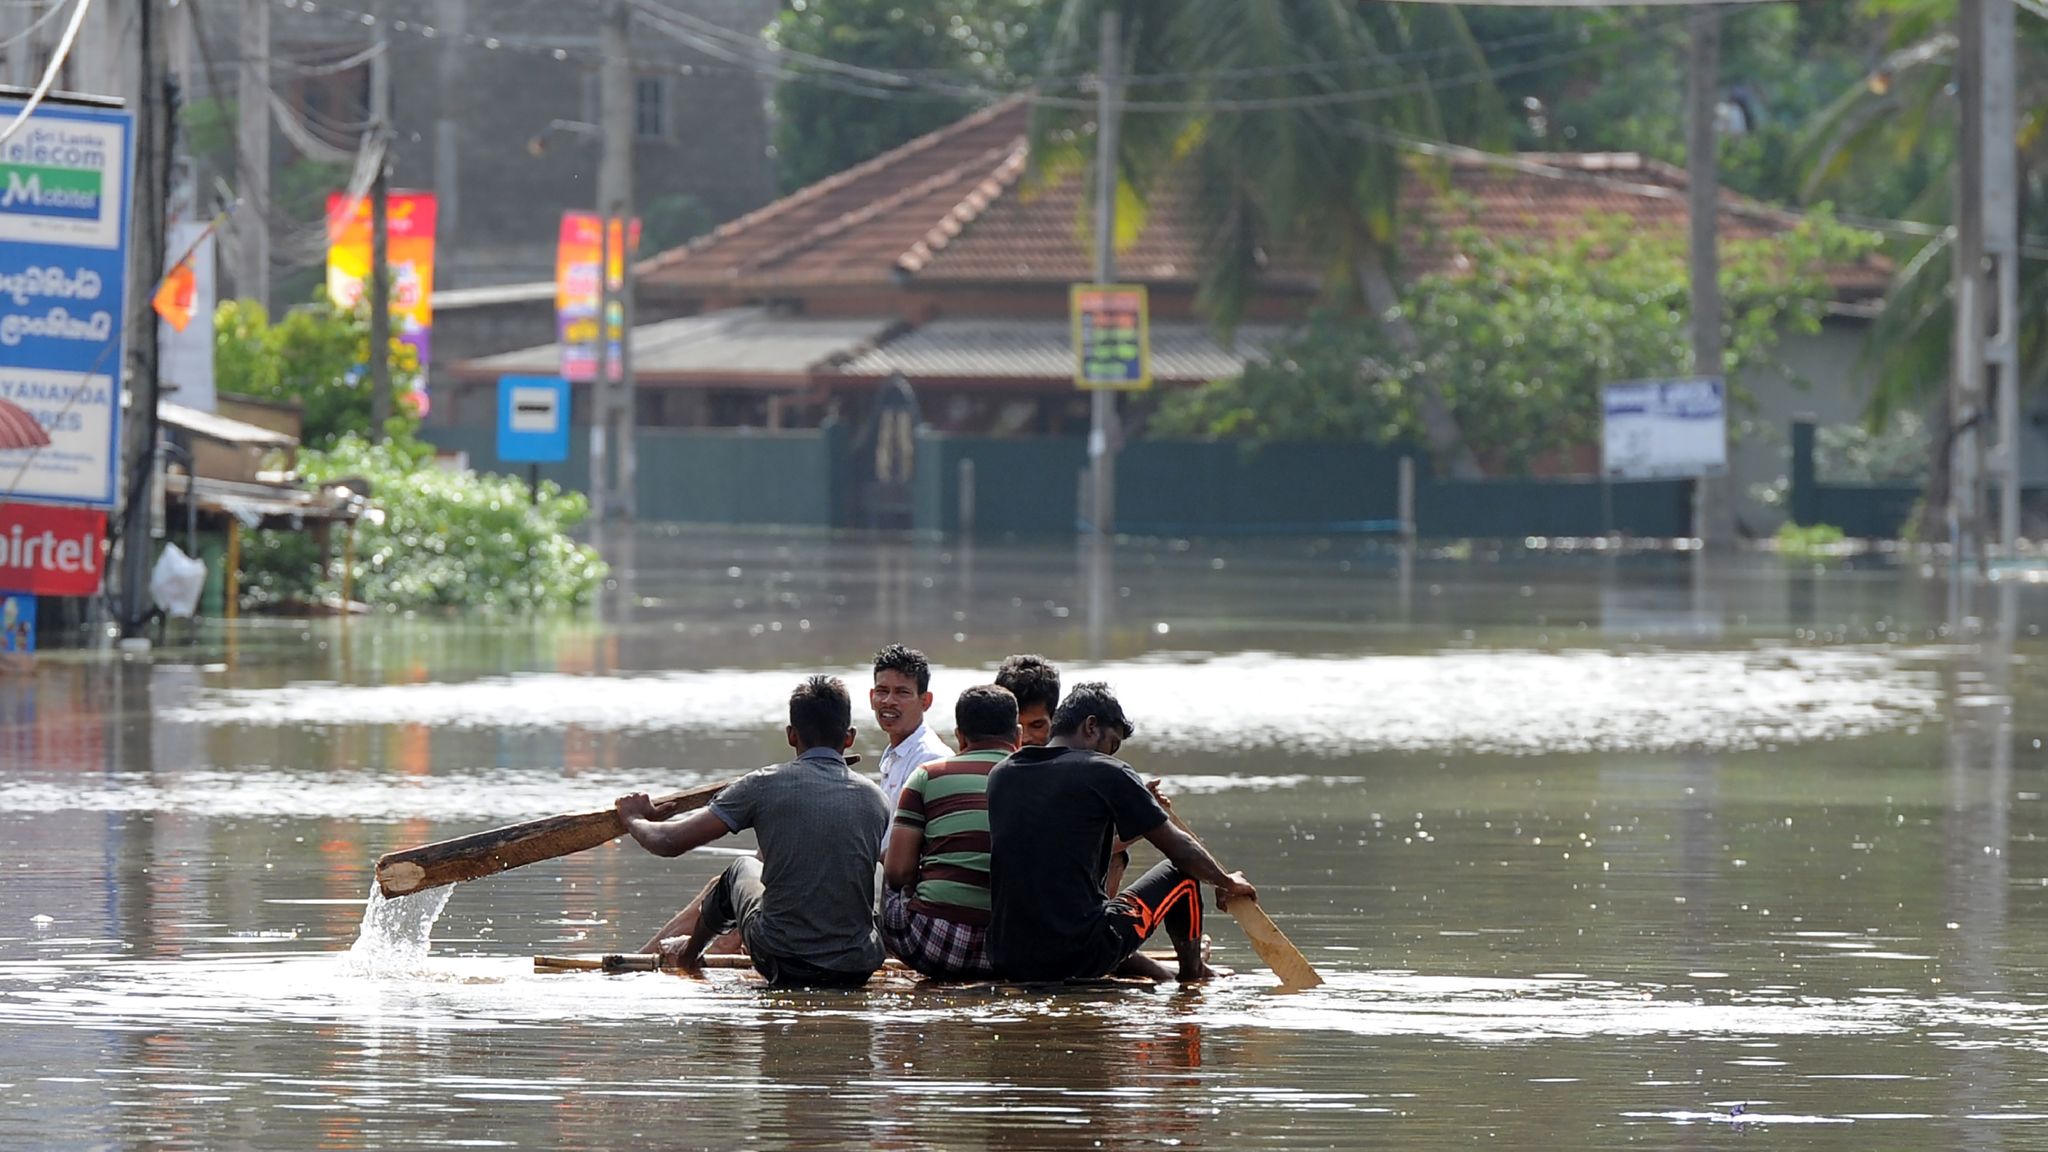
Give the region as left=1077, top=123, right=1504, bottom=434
left=1151, top=213, right=1875, bottom=473
left=236, top=436, right=606, bottom=614
left=1471, top=5, right=1885, bottom=208
left=1031, top=0, right=1505, bottom=477
left=1795, top=0, right=2048, bottom=538
left=214, top=298, right=421, bottom=448
left=767, top=0, right=1050, bottom=191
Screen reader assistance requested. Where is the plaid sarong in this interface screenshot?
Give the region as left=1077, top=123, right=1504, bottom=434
left=882, top=889, right=993, bottom=980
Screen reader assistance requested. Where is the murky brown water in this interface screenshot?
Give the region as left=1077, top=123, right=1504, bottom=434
left=3, top=529, right=2047, bottom=1149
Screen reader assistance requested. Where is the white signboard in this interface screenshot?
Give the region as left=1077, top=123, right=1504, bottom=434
left=508, top=385, right=560, bottom=434
left=1602, top=377, right=1727, bottom=481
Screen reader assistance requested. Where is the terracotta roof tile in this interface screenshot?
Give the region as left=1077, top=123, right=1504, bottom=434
left=639, top=103, right=1888, bottom=304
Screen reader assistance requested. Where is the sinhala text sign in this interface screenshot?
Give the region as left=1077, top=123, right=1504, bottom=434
left=1071, top=284, right=1150, bottom=390
left=0, top=99, right=132, bottom=507
left=1602, top=377, right=1727, bottom=480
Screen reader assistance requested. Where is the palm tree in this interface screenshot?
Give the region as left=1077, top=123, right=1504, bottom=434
left=1796, top=0, right=2048, bottom=539
left=1029, top=1, right=1503, bottom=478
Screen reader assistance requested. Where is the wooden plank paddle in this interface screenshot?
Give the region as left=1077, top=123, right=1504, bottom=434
left=1167, top=811, right=1324, bottom=991
left=376, top=777, right=732, bottom=898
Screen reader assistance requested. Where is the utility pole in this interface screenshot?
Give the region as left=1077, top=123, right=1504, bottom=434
left=593, top=0, right=635, bottom=520
left=1952, top=0, right=1991, bottom=566
left=1978, top=0, right=2021, bottom=555
left=119, top=0, right=171, bottom=636
left=367, top=2, right=393, bottom=441
left=236, top=0, right=269, bottom=307
left=607, top=0, right=637, bottom=521
left=591, top=211, right=612, bottom=524
left=1087, top=9, right=1121, bottom=537
left=1686, top=4, right=1734, bottom=549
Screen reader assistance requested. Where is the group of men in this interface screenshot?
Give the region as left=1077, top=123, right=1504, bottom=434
left=613, top=646, right=1257, bottom=989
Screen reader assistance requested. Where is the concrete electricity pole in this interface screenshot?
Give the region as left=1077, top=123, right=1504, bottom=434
left=1686, top=3, right=1734, bottom=549
left=236, top=0, right=269, bottom=307
left=1971, top=0, right=2021, bottom=555
left=118, top=0, right=171, bottom=635
left=1950, top=0, right=2022, bottom=564
left=1087, top=9, right=1121, bottom=537
left=594, top=0, right=636, bottom=521
left=367, top=4, right=393, bottom=440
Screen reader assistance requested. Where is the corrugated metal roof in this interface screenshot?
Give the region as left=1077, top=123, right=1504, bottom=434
left=836, top=318, right=1287, bottom=383
left=159, top=401, right=298, bottom=448
left=431, top=280, right=553, bottom=311
left=457, top=308, right=900, bottom=380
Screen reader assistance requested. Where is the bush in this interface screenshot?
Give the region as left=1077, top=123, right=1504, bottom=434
left=1774, top=520, right=1847, bottom=558
left=1151, top=211, right=1878, bottom=474
left=240, top=436, right=607, bottom=613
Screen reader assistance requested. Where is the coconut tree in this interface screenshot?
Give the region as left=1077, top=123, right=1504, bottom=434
left=1029, top=0, right=1504, bottom=478
left=1795, top=0, right=2048, bottom=538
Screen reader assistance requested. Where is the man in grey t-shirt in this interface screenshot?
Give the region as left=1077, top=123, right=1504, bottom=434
left=616, top=675, right=891, bottom=988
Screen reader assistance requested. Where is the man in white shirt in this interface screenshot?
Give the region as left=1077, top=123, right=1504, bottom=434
left=871, top=643, right=954, bottom=802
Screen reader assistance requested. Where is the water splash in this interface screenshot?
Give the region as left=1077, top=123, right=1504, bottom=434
left=341, top=885, right=454, bottom=978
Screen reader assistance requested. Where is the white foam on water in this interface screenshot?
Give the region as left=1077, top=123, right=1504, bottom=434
left=157, top=647, right=1941, bottom=757
left=340, top=887, right=455, bottom=978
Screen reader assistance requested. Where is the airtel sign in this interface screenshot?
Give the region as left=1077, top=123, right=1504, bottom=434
left=0, top=503, right=106, bottom=596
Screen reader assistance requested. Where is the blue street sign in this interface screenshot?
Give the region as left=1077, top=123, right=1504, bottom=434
left=497, top=374, right=570, bottom=464
left=0, top=99, right=134, bottom=507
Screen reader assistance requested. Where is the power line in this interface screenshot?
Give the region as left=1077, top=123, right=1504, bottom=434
left=631, top=0, right=1645, bottom=114
left=274, top=0, right=1682, bottom=116
left=0, top=0, right=80, bottom=55
left=0, top=0, right=89, bottom=148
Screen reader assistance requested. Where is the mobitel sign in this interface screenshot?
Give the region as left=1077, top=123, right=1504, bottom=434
left=0, top=502, right=105, bottom=596
left=0, top=99, right=133, bottom=509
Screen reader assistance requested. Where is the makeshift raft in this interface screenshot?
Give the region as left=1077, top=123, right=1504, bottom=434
left=534, top=952, right=1170, bottom=992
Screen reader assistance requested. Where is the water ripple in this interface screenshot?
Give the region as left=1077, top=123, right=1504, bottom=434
left=161, top=647, right=1940, bottom=756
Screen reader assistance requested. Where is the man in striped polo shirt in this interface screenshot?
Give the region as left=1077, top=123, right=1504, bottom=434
left=880, top=684, right=1019, bottom=980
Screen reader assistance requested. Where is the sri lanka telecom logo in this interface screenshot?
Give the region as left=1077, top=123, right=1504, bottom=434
left=0, top=123, right=115, bottom=241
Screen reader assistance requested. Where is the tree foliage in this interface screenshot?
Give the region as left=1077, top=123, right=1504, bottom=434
left=1472, top=4, right=1887, bottom=210
left=238, top=436, right=607, bottom=613
left=1031, top=0, right=1505, bottom=475
left=1151, top=212, right=1876, bottom=473
left=214, top=298, right=421, bottom=448
left=767, top=0, right=1050, bottom=191
left=1792, top=0, right=2048, bottom=535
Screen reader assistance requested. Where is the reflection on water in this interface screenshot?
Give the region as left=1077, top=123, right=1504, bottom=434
left=2, top=531, right=2047, bottom=1149
left=162, top=646, right=1941, bottom=756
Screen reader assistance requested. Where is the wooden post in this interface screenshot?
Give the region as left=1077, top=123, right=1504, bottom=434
left=342, top=522, right=356, bottom=609
left=225, top=518, right=241, bottom=621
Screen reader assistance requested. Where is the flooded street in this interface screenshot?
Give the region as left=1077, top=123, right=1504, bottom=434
left=3, top=529, right=2047, bottom=1149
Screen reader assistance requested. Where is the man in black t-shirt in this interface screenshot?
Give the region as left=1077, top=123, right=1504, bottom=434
left=985, top=682, right=1258, bottom=983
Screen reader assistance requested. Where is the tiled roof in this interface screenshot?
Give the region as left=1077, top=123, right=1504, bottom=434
left=639, top=101, right=1889, bottom=305
left=832, top=318, right=1289, bottom=384
left=455, top=308, right=899, bottom=381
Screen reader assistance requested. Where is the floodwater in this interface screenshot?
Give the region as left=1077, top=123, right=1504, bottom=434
left=3, top=527, right=2047, bottom=1149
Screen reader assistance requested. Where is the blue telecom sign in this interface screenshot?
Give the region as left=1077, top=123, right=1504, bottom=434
left=0, top=99, right=133, bottom=507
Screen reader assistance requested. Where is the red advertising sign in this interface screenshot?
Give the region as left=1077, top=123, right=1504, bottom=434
left=0, top=503, right=106, bottom=596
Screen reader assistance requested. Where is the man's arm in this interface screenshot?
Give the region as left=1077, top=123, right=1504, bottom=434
left=1139, top=819, right=1258, bottom=907
left=882, top=824, right=922, bottom=890
left=615, top=793, right=733, bottom=858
